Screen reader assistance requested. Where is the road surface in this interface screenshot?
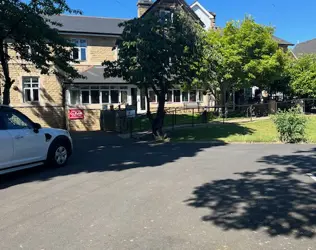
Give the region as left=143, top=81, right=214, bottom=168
left=1, top=132, right=315, bottom=249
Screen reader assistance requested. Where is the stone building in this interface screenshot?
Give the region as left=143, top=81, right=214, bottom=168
left=2, top=0, right=293, bottom=130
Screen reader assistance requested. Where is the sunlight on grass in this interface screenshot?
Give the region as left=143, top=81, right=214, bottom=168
left=171, top=116, right=316, bottom=143
left=305, top=116, right=316, bottom=143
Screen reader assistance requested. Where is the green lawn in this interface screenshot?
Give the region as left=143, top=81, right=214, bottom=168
left=132, top=112, right=249, bottom=132
left=171, top=116, right=316, bottom=143
left=133, top=113, right=207, bottom=132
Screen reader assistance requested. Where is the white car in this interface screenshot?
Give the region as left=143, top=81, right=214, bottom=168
left=0, top=105, right=73, bottom=175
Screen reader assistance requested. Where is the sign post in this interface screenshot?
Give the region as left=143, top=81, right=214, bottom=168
left=126, top=108, right=136, bottom=138
left=126, top=109, right=136, bottom=118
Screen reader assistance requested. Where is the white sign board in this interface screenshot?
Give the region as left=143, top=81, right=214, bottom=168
left=126, top=109, right=136, bottom=118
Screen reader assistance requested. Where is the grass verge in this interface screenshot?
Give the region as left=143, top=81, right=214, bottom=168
left=171, top=116, right=316, bottom=143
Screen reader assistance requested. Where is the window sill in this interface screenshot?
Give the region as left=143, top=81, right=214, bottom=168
left=22, top=101, right=40, bottom=106
left=70, top=60, right=87, bottom=64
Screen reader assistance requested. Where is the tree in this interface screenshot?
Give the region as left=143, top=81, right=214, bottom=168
left=0, top=0, right=82, bottom=105
left=202, top=16, right=288, bottom=107
left=103, top=10, right=206, bottom=136
left=288, top=54, right=316, bottom=98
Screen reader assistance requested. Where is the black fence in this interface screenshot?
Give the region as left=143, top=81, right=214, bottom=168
left=114, top=99, right=316, bottom=134
left=117, top=103, right=271, bottom=134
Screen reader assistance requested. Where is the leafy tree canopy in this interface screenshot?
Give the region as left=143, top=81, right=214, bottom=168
left=288, top=54, right=316, bottom=98
left=103, top=10, right=206, bottom=135
left=201, top=16, right=288, bottom=104
left=0, top=0, right=82, bottom=105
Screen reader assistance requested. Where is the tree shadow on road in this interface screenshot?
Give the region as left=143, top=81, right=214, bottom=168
left=257, top=148, right=316, bottom=176
left=0, top=131, right=228, bottom=189
left=185, top=149, right=316, bottom=238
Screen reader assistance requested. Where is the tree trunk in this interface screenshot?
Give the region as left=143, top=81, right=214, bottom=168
left=152, top=95, right=165, bottom=137
left=2, top=85, right=11, bottom=105
left=220, top=85, right=227, bottom=117
left=144, top=86, right=153, bottom=123
left=0, top=40, right=13, bottom=105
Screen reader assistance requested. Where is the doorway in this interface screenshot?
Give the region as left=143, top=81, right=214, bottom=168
left=131, top=88, right=137, bottom=107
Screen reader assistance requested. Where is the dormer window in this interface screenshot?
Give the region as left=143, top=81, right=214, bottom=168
left=16, top=45, right=32, bottom=59
left=159, top=9, right=173, bottom=23
left=71, top=39, right=87, bottom=61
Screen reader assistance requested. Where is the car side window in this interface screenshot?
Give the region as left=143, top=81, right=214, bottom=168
left=2, top=111, right=33, bottom=130
left=0, top=113, right=5, bottom=130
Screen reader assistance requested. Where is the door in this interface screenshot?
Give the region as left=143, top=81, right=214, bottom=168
left=2, top=109, right=46, bottom=166
left=0, top=115, right=14, bottom=169
left=137, top=89, right=147, bottom=113
left=131, top=88, right=137, bottom=107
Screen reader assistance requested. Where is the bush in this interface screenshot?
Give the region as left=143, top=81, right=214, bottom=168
left=272, top=106, right=307, bottom=143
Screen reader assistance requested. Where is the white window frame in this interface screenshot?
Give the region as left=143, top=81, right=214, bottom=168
left=71, top=38, right=87, bottom=61
left=148, top=89, right=157, bottom=103
left=100, top=86, right=110, bottom=104
left=159, top=9, right=173, bottom=23
left=147, top=88, right=203, bottom=104
left=68, top=87, right=81, bottom=105
left=182, top=90, right=201, bottom=103
left=114, top=46, right=119, bottom=60
left=173, top=89, right=181, bottom=103
left=22, top=76, right=40, bottom=103
left=80, top=87, right=90, bottom=104
left=68, top=85, right=129, bottom=105
left=16, top=45, right=32, bottom=60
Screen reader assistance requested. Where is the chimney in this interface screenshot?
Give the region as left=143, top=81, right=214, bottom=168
left=137, top=0, right=153, bottom=17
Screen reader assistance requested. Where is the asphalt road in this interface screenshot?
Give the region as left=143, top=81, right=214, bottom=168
left=0, top=132, right=316, bottom=250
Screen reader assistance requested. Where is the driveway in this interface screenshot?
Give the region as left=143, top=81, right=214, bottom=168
left=0, top=132, right=315, bottom=249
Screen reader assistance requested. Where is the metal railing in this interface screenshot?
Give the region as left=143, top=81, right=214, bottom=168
left=117, top=99, right=316, bottom=134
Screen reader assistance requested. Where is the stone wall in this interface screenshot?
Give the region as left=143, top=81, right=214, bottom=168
left=63, top=35, right=117, bottom=65
left=67, top=109, right=101, bottom=131
left=15, top=105, right=65, bottom=129
left=1, top=34, right=117, bottom=131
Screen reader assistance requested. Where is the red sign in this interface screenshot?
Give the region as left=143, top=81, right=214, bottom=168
left=68, top=109, right=84, bottom=120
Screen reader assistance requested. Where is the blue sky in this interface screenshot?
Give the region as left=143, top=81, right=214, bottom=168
left=66, top=0, right=316, bottom=45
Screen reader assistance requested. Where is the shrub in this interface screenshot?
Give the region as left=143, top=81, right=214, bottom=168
left=272, top=106, right=307, bottom=143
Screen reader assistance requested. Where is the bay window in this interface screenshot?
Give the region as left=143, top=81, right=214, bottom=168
left=81, top=87, right=90, bottom=104
left=149, top=90, right=157, bottom=102
left=69, top=85, right=129, bottom=105
left=166, top=90, right=173, bottom=102
left=182, top=91, right=189, bottom=102
left=101, top=91, right=110, bottom=104
left=69, top=88, right=80, bottom=105
left=197, top=90, right=204, bottom=102
left=110, top=88, right=119, bottom=103
left=120, top=87, right=128, bottom=103
left=174, top=90, right=181, bottom=102
left=90, top=86, right=100, bottom=104
left=147, top=89, right=202, bottom=103
left=190, top=90, right=197, bottom=102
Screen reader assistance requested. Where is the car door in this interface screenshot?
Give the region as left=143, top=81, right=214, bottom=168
left=0, top=113, right=14, bottom=169
left=2, top=109, right=46, bottom=166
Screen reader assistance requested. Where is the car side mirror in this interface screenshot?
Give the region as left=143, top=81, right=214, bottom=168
left=33, top=123, right=41, bottom=133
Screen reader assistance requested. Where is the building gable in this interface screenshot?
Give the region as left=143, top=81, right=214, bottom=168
left=141, top=0, right=204, bottom=26
left=190, top=1, right=215, bottom=30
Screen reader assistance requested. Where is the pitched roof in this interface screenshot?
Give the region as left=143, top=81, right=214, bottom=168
left=49, top=15, right=128, bottom=35
left=73, top=66, right=126, bottom=84
left=190, top=1, right=216, bottom=18
left=272, top=35, right=294, bottom=46
left=209, top=11, right=216, bottom=17
left=293, top=39, right=316, bottom=56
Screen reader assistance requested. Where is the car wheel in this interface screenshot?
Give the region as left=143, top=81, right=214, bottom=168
left=47, top=141, right=69, bottom=167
